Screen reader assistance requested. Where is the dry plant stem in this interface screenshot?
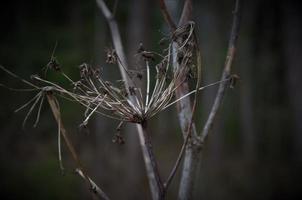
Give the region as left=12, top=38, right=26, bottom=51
left=96, top=1, right=161, bottom=199
left=173, top=41, right=201, bottom=200
left=142, top=121, right=165, bottom=199
left=46, top=93, right=110, bottom=200
left=136, top=125, right=160, bottom=200
left=75, top=169, right=110, bottom=200
left=159, top=0, right=176, bottom=31
left=96, top=0, right=131, bottom=88
left=201, top=0, right=242, bottom=141
left=170, top=1, right=201, bottom=198
left=165, top=32, right=203, bottom=191
left=154, top=1, right=201, bottom=195
left=164, top=129, right=191, bottom=189
left=158, top=0, right=201, bottom=198
left=178, top=0, right=242, bottom=199
left=178, top=0, right=193, bottom=27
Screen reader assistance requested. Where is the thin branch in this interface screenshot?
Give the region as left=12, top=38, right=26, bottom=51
left=201, top=0, right=242, bottom=141
left=96, top=0, right=131, bottom=88
left=96, top=1, right=161, bottom=199
left=46, top=93, right=110, bottom=200
left=164, top=128, right=191, bottom=189
left=136, top=124, right=160, bottom=200
left=178, top=0, right=192, bottom=27
left=75, top=169, right=110, bottom=200
left=158, top=0, right=176, bottom=31
left=112, top=0, right=119, bottom=17
left=142, top=122, right=165, bottom=199
left=164, top=29, right=203, bottom=191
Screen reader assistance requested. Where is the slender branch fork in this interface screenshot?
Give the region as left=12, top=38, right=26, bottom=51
left=159, top=0, right=242, bottom=199
left=97, top=0, right=242, bottom=199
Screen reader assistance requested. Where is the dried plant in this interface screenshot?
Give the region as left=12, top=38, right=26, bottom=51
left=1, top=22, right=230, bottom=129
left=0, top=0, right=242, bottom=199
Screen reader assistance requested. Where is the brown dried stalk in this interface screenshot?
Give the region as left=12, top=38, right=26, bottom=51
left=47, top=91, right=110, bottom=200
left=201, top=0, right=242, bottom=141
left=158, top=0, right=242, bottom=199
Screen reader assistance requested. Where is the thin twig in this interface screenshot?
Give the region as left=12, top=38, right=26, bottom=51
left=112, top=0, right=119, bottom=17
left=158, top=0, right=176, bottom=31
left=96, top=0, right=131, bottom=89
left=201, top=0, right=242, bottom=141
left=96, top=1, right=161, bottom=199
left=164, top=128, right=191, bottom=189
left=75, top=169, right=110, bottom=200
left=178, top=0, right=192, bottom=27
left=46, top=93, right=110, bottom=200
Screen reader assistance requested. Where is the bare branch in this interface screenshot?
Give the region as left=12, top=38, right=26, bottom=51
left=96, top=1, right=162, bottom=199
left=158, top=0, right=176, bottom=31
left=201, top=0, right=242, bottom=141
left=75, top=169, right=110, bottom=200
left=46, top=93, right=110, bottom=200
left=178, top=0, right=193, bottom=27
left=136, top=124, right=160, bottom=200
left=96, top=0, right=131, bottom=88
left=141, top=122, right=165, bottom=199
left=164, top=128, right=191, bottom=189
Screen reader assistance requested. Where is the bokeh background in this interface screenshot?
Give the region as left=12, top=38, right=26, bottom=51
left=0, top=0, right=301, bottom=199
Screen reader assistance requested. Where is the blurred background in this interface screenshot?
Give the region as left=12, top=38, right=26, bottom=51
left=0, top=0, right=301, bottom=199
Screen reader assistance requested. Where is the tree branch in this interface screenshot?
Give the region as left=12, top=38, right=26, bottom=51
left=201, top=0, right=242, bottom=141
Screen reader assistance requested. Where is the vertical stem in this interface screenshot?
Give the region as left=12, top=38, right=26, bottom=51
left=145, top=61, right=150, bottom=110
left=201, top=0, right=242, bottom=141
left=141, top=121, right=165, bottom=200
left=172, top=40, right=201, bottom=199
left=136, top=124, right=158, bottom=200
left=96, top=1, right=161, bottom=198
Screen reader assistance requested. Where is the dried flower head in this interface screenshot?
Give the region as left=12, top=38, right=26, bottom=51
left=0, top=22, right=230, bottom=128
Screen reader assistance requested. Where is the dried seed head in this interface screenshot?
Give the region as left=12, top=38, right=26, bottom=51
left=106, top=48, right=117, bottom=64
left=112, top=133, right=125, bottom=145
left=137, top=42, right=145, bottom=53
left=229, top=74, right=240, bottom=89
left=128, top=86, right=136, bottom=95
left=136, top=72, right=143, bottom=80
left=47, top=57, right=61, bottom=72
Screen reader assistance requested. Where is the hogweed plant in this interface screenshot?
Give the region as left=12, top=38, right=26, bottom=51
left=0, top=0, right=242, bottom=199
left=0, top=22, right=232, bottom=129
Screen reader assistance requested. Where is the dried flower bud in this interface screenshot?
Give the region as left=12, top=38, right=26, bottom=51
left=47, top=57, right=60, bottom=72
left=137, top=42, right=145, bottom=53
left=106, top=48, right=117, bottom=64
